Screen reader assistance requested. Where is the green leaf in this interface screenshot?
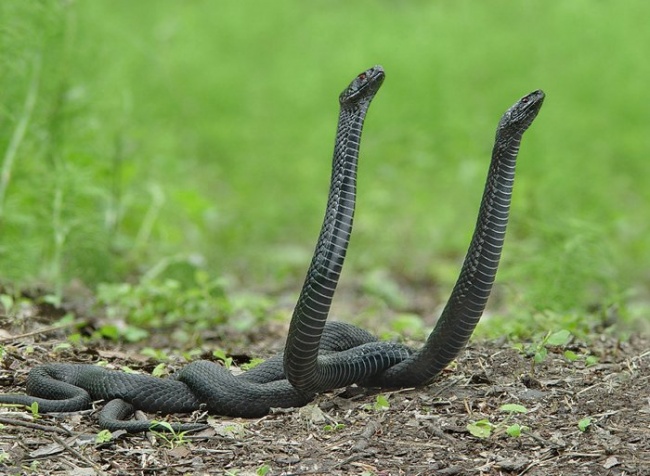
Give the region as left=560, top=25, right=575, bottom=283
left=213, top=349, right=233, bottom=368
left=152, top=363, right=167, bottom=377
left=256, top=465, right=271, bottom=476
left=563, top=350, right=579, bottom=361
left=95, top=429, right=113, bottom=444
left=499, top=403, right=528, bottom=414
left=98, top=325, right=119, bottom=340
left=323, top=423, right=346, bottom=432
left=578, top=417, right=592, bottom=432
left=506, top=423, right=522, bottom=437
left=374, top=394, right=390, bottom=410
left=241, top=358, right=265, bottom=370
left=534, top=347, right=548, bottom=363
left=546, top=329, right=572, bottom=347
left=467, top=419, right=492, bottom=439
left=585, top=355, right=599, bottom=366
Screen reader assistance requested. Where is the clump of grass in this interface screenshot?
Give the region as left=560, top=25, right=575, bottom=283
left=95, top=271, right=230, bottom=343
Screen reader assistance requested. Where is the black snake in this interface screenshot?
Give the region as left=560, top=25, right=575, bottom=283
left=0, top=66, right=544, bottom=432
left=285, top=87, right=544, bottom=392
left=0, top=66, right=411, bottom=432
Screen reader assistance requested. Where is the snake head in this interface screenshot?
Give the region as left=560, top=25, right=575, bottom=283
left=339, top=65, right=385, bottom=107
left=497, top=89, right=545, bottom=137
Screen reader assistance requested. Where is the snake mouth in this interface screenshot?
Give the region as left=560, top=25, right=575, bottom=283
left=339, top=65, right=385, bottom=105
left=497, top=89, right=545, bottom=133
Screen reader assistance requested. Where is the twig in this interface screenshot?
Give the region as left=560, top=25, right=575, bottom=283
left=52, top=435, right=103, bottom=472
left=352, top=419, right=380, bottom=452
left=0, top=322, right=77, bottom=344
left=0, top=416, right=72, bottom=435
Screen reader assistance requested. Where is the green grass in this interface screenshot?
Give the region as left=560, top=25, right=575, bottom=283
left=1, top=1, right=649, bottom=332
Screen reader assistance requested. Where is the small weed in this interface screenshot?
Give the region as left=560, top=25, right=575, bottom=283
left=506, top=423, right=528, bottom=437
left=241, top=358, right=265, bottom=371
left=95, top=429, right=113, bottom=444
left=467, top=419, right=493, bottom=439
left=363, top=394, right=390, bottom=412
left=514, top=329, right=573, bottom=371
left=212, top=349, right=233, bottom=369
left=256, top=464, right=271, bottom=476
left=323, top=423, right=346, bottom=432
left=500, top=403, right=528, bottom=414
left=29, top=402, right=40, bottom=419
left=468, top=403, right=530, bottom=439
left=578, top=417, right=592, bottom=432
left=149, top=421, right=188, bottom=448
left=96, top=272, right=231, bottom=343
left=151, top=363, right=168, bottom=377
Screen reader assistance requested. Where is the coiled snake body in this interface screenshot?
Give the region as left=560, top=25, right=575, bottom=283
left=0, top=66, right=544, bottom=432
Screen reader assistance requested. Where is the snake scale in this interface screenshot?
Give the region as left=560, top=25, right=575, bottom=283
left=0, top=66, right=544, bottom=432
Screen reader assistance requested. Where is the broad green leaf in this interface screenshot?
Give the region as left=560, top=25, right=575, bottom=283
left=578, top=417, right=592, bottom=432
left=467, top=419, right=492, bottom=439
left=546, top=329, right=572, bottom=346
left=500, top=403, right=528, bottom=414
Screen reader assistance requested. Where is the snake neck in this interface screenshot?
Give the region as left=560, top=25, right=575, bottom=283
left=283, top=103, right=369, bottom=392
left=380, top=131, right=525, bottom=387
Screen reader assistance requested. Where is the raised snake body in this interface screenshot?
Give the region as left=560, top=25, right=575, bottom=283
left=0, top=67, right=545, bottom=432
left=0, top=66, right=411, bottom=432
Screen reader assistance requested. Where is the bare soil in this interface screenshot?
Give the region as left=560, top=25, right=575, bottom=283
left=0, top=295, right=648, bottom=476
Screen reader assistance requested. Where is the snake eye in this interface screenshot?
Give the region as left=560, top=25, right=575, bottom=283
left=358, top=73, right=366, bottom=80
left=521, top=97, right=529, bottom=103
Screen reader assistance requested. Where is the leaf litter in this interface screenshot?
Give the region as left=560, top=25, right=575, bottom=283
left=0, top=294, right=648, bottom=475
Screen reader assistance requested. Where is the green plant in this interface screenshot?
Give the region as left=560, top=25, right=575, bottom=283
left=95, top=429, right=113, bottom=444
left=241, top=358, right=265, bottom=371
left=96, top=272, right=232, bottom=343
left=151, top=363, right=168, bottom=378
left=467, top=404, right=530, bottom=439
left=256, top=464, right=271, bottom=476
left=149, top=422, right=189, bottom=448
left=323, top=423, right=346, bottom=432
left=578, top=417, right=592, bottom=432
left=212, top=349, right=233, bottom=369
left=467, top=419, right=493, bottom=439
left=513, top=329, right=573, bottom=370
left=363, top=394, right=390, bottom=412
left=29, top=402, right=40, bottom=419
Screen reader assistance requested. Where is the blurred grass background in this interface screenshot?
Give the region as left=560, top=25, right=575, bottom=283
left=1, top=1, right=648, bottom=329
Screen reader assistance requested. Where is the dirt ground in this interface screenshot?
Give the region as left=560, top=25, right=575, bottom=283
left=0, top=296, right=649, bottom=476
